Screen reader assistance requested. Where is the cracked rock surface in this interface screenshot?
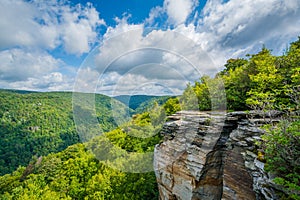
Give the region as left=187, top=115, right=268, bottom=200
left=154, top=111, right=280, bottom=200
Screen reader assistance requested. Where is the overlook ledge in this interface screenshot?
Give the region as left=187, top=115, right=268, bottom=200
left=154, top=111, right=280, bottom=200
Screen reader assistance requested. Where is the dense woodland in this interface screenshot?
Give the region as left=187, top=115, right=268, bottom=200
left=0, top=95, right=165, bottom=199
left=114, top=95, right=171, bottom=111
left=0, top=91, right=129, bottom=175
left=0, top=37, right=299, bottom=199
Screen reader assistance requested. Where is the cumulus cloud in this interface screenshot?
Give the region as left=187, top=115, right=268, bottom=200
left=60, top=3, right=105, bottom=54
left=160, top=0, right=300, bottom=68
left=0, top=0, right=104, bottom=92
left=0, top=71, right=74, bottom=92
left=1, top=0, right=300, bottom=95
left=0, top=0, right=44, bottom=49
left=164, top=0, right=198, bottom=25
left=74, top=21, right=216, bottom=96
left=87, top=0, right=300, bottom=95
left=0, top=49, right=60, bottom=81
left=196, top=0, right=300, bottom=54
left=146, top=0, right=198, bottom=26
left=73, top=67, right=100, bottom=93
left=0, top=48, right=74, bottom=91
left=0, top=0, right=105, bottom=54
left=95, top=24, right=215, bottom=75
left=94, top=71, right=186, bottom=96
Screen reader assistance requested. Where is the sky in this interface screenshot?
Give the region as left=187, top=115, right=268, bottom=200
left=0, top=0, right=299, bottom=96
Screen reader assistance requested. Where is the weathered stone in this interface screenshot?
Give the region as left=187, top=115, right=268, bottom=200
left=154, top=111, right=281, bottom=200
left=246, top=150, right=258, bottom=159
left=222, top=147, right=256, bottom=200
left=154, top=111, right=227, bottom=200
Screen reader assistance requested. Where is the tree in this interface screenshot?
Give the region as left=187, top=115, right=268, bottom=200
left=261, top=120, right=300, bottom=199
left=163, top=97, right=181, bottom=115
left=180, top=83, right=199, bottom=110
left=246, top=48, right=282, bottom=114
left=220, top=58, right=251, bottom=110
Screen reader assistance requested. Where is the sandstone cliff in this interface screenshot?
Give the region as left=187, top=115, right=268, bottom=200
left=154, top=111, right=281, bottom=200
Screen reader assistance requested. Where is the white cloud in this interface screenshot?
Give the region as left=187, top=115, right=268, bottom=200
left=0, top=48, right=74, bottom=91
left=73, top=67, right=100, bottom=93
left=0, top=0, right=104, bottom=92
left=0, top=0, right=50, bottom=49
left=60, top=3, right=105, bottom=55
left=164, top=0, right=198, bottom=25
left=167, top=0, right=300, bottom=68
left=75, top=20, right=216, bottom=96
left=0, top=49, right=60, bottom=81
left=7, top=72, right=73, bottom=91
left=1, top=0, right=300, bottom=94
left=0, top=0, right=105, bottom=55
left=145, top=6, right=165, bottom=26
left=96, top=23, right=215, bottom=76
left=95, top=71, right=186, bottom=96
left=146, top=0, right=198, bottom=26
left=0, top=71, right=74, bottom=92
left=197, top=0, right=300, bottom=51
left=88, top=0, right=300, bottom=96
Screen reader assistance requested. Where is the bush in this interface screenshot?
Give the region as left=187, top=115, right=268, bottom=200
left=262, top=120, right=300, bottom=199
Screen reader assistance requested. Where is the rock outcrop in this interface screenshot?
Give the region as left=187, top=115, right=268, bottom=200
left=154, top=111, right=280, bottom=200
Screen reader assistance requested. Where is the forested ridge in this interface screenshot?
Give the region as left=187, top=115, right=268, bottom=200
left=0, top=91, right=129, bottom=175
left=0, top=97, right=166, bottom=199
left=114, top=95, right=171, bottom=111
left=0, top=37, right=299, bottom=199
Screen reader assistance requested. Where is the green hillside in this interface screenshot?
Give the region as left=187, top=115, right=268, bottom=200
left=0, top=90, right=129, bottom=175
left=0, top=99, right=166, bottom=199
left=113, top=95, right=171, bottom=111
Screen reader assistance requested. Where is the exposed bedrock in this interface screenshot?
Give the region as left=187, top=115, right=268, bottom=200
left=154, top=111, right=280, bottom=200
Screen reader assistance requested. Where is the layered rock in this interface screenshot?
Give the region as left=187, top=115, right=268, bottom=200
left=154, top=111, right=280, bottom=200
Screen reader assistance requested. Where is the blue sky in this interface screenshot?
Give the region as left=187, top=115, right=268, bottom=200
left=0, top=0, right=299, bottom=96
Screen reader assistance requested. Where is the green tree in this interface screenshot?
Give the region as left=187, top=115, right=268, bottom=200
left=180, top=83, right=199, bottom=110
left=220, top=58, right=251, bottom=110
left=163, top=97, right=181, bottom=115
left=246, top=48, right=282, bottom=113
left=262, top=120, right=300, bottom=199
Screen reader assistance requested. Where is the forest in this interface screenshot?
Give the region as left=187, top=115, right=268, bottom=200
left=0, top=37, right=299, bottom=199
left=0, top=91, right=130, bottom=175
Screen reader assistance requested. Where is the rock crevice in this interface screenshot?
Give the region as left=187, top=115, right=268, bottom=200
left=154, top=111, right=279, bottom=200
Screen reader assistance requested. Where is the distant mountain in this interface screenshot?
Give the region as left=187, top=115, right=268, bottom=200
left=0, top=89, right=129, bottom=175
left=114, top=95, right=173, bottom=112
left=0, top=88, right=38, bottom=94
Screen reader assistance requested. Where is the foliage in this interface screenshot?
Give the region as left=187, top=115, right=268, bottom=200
left=134, top=96, right=171, bottom=114
left=107, top=103, right=164, bottom=152
left=180, top=37, right=300, bottom=113
left=0, top=97, right=165, bottom=199
left=180, top=76, right=213, bottom=111
left=180, top=76, right=226, bottom=111
left=245, top=48, right=281, bottom=112
left=163, top=97, right=181, bottom=115
left=220, top=58, right=250, bottom=110
left=0, top=143, right=159, bottom=199
left=262, top=120, right=300, bottom=199
left=180, top=82, right=199, bottom=110
left=113, top=95, right=170, bottom=112
left=0, top=90, right=128, bottom=175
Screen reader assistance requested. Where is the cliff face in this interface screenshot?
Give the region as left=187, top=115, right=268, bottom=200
left=154, top=111, right=280, bottom=200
